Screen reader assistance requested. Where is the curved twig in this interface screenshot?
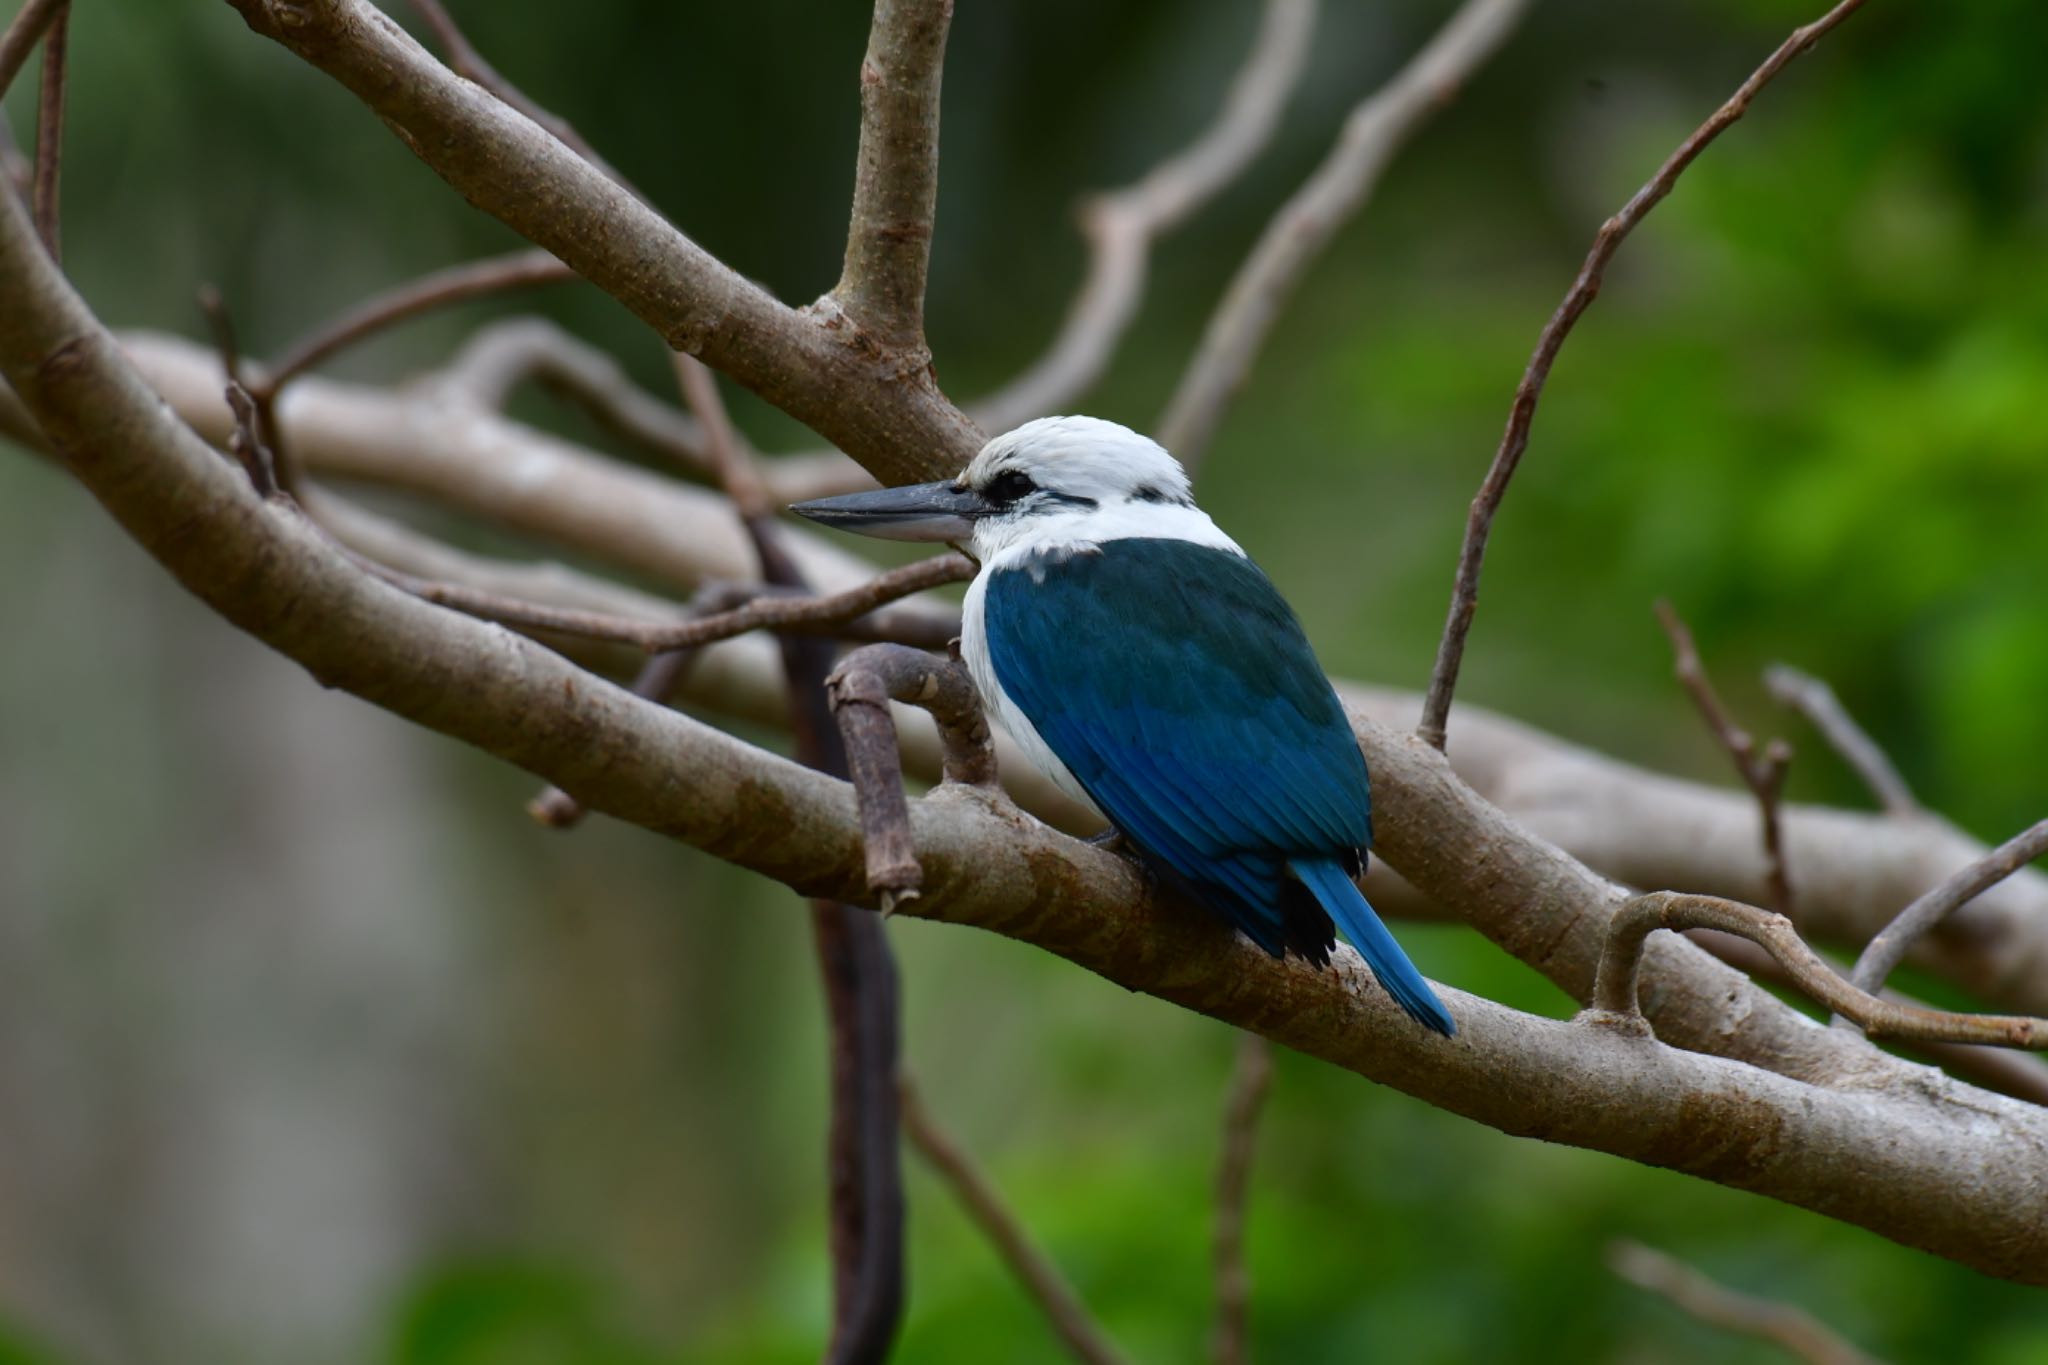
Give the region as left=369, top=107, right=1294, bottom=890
left=1416, top=0, right=1871, bottom=751
left=1766, top=663, right=1918, bottom=818
left=1608, top=1240, right=1886, bottom=1365
left=1848, top=819, right=2048, bottom=997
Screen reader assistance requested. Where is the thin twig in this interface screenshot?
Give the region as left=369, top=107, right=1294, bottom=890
left=1592, top=892, right=2048, bottom=1050
left=0, top=107, right=29, bottom=200
left=898, top=1074, right=1133, bottom=1365
left=973, top=0, right=1316, bottom=434
left=260, top=249, right=577, bottom=397
left=1415, top=0, right=1870, bottom=751
left=401, top=0, right=630, bottom=188
left=1211, top=1032, right=1275, bottom=1365
left=1155, top=0, right=1528, bottom=469
left=363, top=551, right=973, bottom=653
left=196, top=285, right=245, bottom=388
left=674, top=352, right=772, bottom=521
left=1848, top=819, right=2048, bottom=998
left=1686, top=927, right=2048, bottom=1108
left=29, top=0, right=65, bottom=258
left=835, top=0, right=955, bottom=351
left=1765, top=664, right=1918, bottom=818
left=1608, top=1240, right=1886, bottom=1365
left=0, top=0, right=65, bottom=102
left=223, top=382, right=281, bottom=499
left=1657, top=602, right=1794, bottom=914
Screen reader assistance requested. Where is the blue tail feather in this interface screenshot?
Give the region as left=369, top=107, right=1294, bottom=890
left=1289, top=858, right=1455, bottom=1037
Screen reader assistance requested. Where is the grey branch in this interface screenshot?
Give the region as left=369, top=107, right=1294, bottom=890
left=1766, top=663, right=1919, bottom=818
left=972, top=0, right=1317, bottom=434
left=1848, top=819, right=2048, bottom=997
left=835, top=0, right=955, bottom=351
left=1415, top=0, right=1871, bottom=751
left=1608, top=1240, right=1886, bottom=1365
left=1592, top=892, right=2047, bottom=1050
left=1155, top=0, right=1529, bottom=469
left=898, top=1075, right=1132, bottom=1365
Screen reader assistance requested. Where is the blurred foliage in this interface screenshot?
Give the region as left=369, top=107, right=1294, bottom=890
left=3, top=0, right=2047, bottom=1362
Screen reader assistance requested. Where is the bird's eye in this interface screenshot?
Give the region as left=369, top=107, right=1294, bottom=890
left=984, top=470, right=1038, bottom=506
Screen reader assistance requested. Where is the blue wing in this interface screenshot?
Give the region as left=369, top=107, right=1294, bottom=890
left=984, top=539, right=1451, bottom=1033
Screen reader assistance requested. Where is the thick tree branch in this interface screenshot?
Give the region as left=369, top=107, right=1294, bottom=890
left=222, top=0, right=984, bottom=486
left=14, top=184, right=2048, bottom=1283
left=835, top=0, right=953, bottom=352
left=1155, top=0, right=1528, bottom=470
left=1416, top=0, right=1870, bottom=751
left=972, top=0, right=1317, bottom=434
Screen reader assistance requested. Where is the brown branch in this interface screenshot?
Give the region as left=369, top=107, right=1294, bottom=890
left=1155, top=0, right=1527, bottom=470
left=1210, top=1032, right=1274, bottom=1365
left=1608, top=1240, right=1885, bottom=1365
left=835, top=0, right=954, bottom=351
left=224, top=0, right=984, bottom=487
left=0, top=0, right=66, bottom=98
left=1848, top=819, right=2048, bottom=998
left=1686, top=927, right=2048, bottom=1108
left=1415, top=0, right=1870, bottom=751
left=260, top=249, right=577, bottom=397
left=1766, top=663, right=1918, bottom=818
left=28, top=0, right=64, bottom=258
left=1656, top=601, right=1795, bottom=914
left=828, top=642, right=997, bottom=910
left=401, top=0, right=629, bottom=189
left=898, top=1074, right=1132, bottom=1365
left=972, top=0, right=1316, bottom=434
left=223, top=381, right=281, bottom=498
left=673, top=352, right=771, bottom=522
left=1592, top=892, right=2047, bottom=1050
left=364, top=551, right=971, bottom=653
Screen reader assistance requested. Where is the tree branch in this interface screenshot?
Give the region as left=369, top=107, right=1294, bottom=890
left=835, top=0, right=954, bottom=352
left=1657, top=601, right=1795, bottom=914
left=221, top=0, right=984, bottom=486
left=1210, top=1033, right=1274, bottom=1365
left=898, top=1074, right=1132, bottom=1365
left=28, top=0, right=64, bottom=258
left=972, top=0, right=1317, bottom=435
left=1848, top=819, right=2048, bottom=998
left=1593, top=892, right=2046, bottom=1050
left=0, top=0, right=66, bottom=99
left=1608, top=1240, right=1884, bottom=1365
left=1766, top=663, right=1919, bottom=818
left=1155, top=0, right=1528, bottom=470
left=1415, top=0, right=1870, bottom=751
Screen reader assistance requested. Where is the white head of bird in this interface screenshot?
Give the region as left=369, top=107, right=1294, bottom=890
left=792, top=416, right=1460, bottom=1037
left=789, top=414, right=1240, bottom=566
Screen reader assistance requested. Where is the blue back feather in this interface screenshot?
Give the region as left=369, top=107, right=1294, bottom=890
left=984, top=539, right=1454, bottom=1036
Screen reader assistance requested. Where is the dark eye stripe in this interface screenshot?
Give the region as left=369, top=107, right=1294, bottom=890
left=985, top=470, right=1037, bottom=505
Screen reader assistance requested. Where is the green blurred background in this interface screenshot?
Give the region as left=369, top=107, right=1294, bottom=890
left=3, top=0, right=2046, bottom=1361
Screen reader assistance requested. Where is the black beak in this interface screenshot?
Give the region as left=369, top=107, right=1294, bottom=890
left=789, top=480, right=992, bottom=543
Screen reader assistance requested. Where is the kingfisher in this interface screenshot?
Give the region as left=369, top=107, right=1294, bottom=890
left=792, top=416, right=1455, bottom=1036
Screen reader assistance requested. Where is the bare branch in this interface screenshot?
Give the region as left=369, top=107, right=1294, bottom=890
left=898, top=1074, right=1132, bottom=1365
left=367, top=551, right=973, bottom=654
left=1608, top=1240, right=1885, bottom=1365
left=674, top=352, right=772, bottom=523
left=835, top=0, right=954, bottom=350
left=0, top=0, right=64, bottom=104
left=28, top=0, right=64, bottom=258
left=973, top=0, right=1317, bottom=433
left=828, top=642, right=997, bottom=909
left=261, top=249, right=577, bottom=396
left=1766, top=663, right=1919, bottom=818
left=1593, top=892, right=2047, bottom=1050
left=1210, top=1033, right=1274, bottom=1365
left=1657, top=601, right=1795, bottom=914
left=401, top=0, right=630, bottom=188
left=1849, top=819, right=2048, bottom=998
left=1155, top=0, right=1527, bottom=469
left=223, top=0, right=984, bottom=486
left=222, top=381, right=281, bottom=498
left=1415, top=0, right=1870, bottom=751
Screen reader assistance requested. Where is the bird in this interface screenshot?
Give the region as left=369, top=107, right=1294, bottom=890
left=791, top=415, right=1455, bottom=1036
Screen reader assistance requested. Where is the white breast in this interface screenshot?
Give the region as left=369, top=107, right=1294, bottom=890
left=961, top=568, right=1101, bottom=816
